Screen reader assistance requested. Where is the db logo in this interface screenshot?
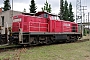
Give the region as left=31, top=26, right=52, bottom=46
left=63, top=23, right=70, bottom=26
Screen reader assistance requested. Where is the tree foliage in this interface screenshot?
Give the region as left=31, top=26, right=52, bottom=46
left=3, top=0, right=11, bottom=11
left=59, top=0, right=75, bottom=22
left=59, top=0, right=64, bottom=20
left=68, top=2, right=75, bottom=22
left=23, top=8, right=26, bottom=12
left=41, top=0, right=51, bottom=13
left=29, top=0, right=37, bottom=13
left=63, top=0, right=69, bottom=21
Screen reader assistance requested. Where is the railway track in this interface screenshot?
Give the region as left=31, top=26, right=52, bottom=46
left=0, top=39, right=89, bottom=53
left=0, top=44, right=22, bottom=53
left=75, top=39, right=89, bottom=43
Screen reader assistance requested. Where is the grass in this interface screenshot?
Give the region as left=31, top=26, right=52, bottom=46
left=0, top=40, right=90, bottom=60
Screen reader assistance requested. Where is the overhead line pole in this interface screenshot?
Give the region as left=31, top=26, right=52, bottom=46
left=88, top=12, right=89, bottom=28
left=81, top=6, right=87, bottom=23
left=87, top=12, right=90, bottom=37
left=81, top=6, right=87, bottom=36
left=76, top=0, right=82, bottom=23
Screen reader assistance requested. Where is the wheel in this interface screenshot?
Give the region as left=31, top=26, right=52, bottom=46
left=66, top=36, right=70, bottom=43
left=33, top=37, right=39, bottom=45
left=46, top=37, right=52, bottom=45
left=71, top=36, right=78, bottom=42
left=0, top=39, right=2, bottom=45
left=29, top=37, right=39, bottom=45
left=74, top=36, right=78, bottom=42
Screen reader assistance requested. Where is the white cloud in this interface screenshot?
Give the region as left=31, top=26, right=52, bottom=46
left=0, top=4, right=3, bottom=8
left=12, top=0, right=60, bottom=14
left=13, top=3, right=29, bottom=12
left=11, top=0, right=75, bottom=14
left=13, top=0, right=30, bottom=3
left=0, top=0, right=90, bottom=23
left=0, top=0, right=90, bottom=16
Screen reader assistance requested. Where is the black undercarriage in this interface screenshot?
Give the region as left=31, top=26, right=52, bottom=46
left=11, top=32, right=82, bottom=45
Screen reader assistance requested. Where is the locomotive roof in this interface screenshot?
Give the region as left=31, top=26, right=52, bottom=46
left=22, top=12, right=35, bottom=16
left=35, top=11, right=60, bottom=17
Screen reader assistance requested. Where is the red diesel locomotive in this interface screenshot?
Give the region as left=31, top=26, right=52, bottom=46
left=11, top=11, right=81, bottom=45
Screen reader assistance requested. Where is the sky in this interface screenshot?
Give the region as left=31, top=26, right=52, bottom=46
left=0, top=0, right=90, bottom=16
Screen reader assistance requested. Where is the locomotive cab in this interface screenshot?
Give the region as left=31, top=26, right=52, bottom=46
left=35, top=11, right=60, bottom=20
left=35, top=11, right=49, bottom=19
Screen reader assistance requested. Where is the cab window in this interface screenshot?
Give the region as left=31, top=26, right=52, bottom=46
left=44, top=14, right=48, bottom=18
left=50, top=16, right=55, bottom=20
left=50, top=16, right=60, bottom=20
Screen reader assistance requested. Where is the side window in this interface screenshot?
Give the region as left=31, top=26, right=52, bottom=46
left=50, top=16, right=55, bottom=20
left=50, top=16, right=60, bottom=20
left=38, top=14, right=42, bottom=17
left=44, top=14, right=48, bottom=18
left=56, top=16, right=60, bottom=20
left=1, top=16, right=4, bottom=27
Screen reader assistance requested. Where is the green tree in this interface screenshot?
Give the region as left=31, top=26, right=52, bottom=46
left=29, top=0, right=37, bottom=13
left=59, top=0, right=64, bottom=20
left=63, top=0, right=69, bottom=21
left=3, top=0, right=11, bottom=11
left=23, top=8, right=26, bottom=12
left=68, top=2, right=75, bottom=22
left=48, top=4, right=51, bottom=13
left=41, top=0, right=52, bottom=13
